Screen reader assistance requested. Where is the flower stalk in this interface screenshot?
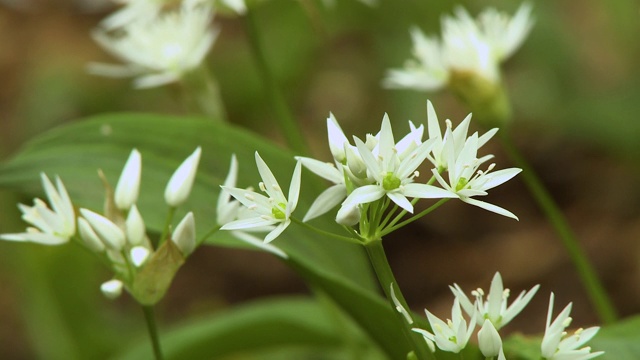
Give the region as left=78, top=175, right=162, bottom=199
left=499, top=131, right=617, bottom=324
left=142, top=305, right=164, bottom=360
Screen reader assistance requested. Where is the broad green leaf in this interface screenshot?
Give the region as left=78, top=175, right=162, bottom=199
left=117, top=296, right=385, bottom=360
left=0, top=113, right=410, bottom=358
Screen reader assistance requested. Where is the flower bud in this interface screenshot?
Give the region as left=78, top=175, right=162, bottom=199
left=130, top=246, right=150, bottom=267
left=327, top=113, right=349, bottom=163
left=164, top=147, right=201, bottom=207
left=79, top=208, right=126, bottom=250
left=172, top=212, right=196, bottom=256
left=101, top=279, right=123, bottom=300
left=114, top=149, right=141, bottom=211
left=478, top=319, right=502, bottom=358
left=77, top=217, right=106, bottom=253
left=336, top=203, right=360, bottom=226
left=125, top=204, right=146, bottom=245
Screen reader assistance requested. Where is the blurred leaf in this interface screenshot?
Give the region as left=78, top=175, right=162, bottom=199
left=117, top=296, right=383, bottom=360
left=0, top=113, right=410, bottom=358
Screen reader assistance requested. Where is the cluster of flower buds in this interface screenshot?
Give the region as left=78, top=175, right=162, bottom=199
left=2, top=147, right=202, bottom=305
left=403, top=272, right=602, bottom=360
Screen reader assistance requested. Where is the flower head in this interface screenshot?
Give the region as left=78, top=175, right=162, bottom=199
left=89, top=3, right=218, bottom=88
left=450, top=272, right=539, bottom=329
left=221, top=152, right=301, bottom=243
left=1, top=173, right=75, bottom=245
left=384, top=3, right=533, bottom=91
left=541, top=293, right=604, bottom=360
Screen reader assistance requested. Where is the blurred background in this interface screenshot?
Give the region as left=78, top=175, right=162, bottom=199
left=1, top=0, right=640, bottom=358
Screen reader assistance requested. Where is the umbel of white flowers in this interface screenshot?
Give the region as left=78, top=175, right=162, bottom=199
left=297, top=100, right=521, bottom=235
left=1, top=147, right=203, bottom=305
left=384, top=3, right=533, bottom=126
left=409, top=272, right=603, bottom=359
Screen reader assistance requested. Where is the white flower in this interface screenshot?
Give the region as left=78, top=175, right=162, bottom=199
left=431, top=129, right=521, bottom=219
left=450, top=272, right=539, bottom=329
left=171, top=212, right=196, bottom=256
left=1, top=173, right=75, bottom=245
left=425, top=100, right=497, bottom=171
left=296, top=157, right=347, bottom=222
left=165, top=147, right=202, bottom=207
left=541, top=293, right=604, bottom=360
left=339, top=114, right=454, bottom=214
left=221, top=152, right=301, bottom=243
left=478, top=319, right=503, bottom=358
left=101, top=279, right=124, bottom=299
left=100, top=0, right=164, bottom=30
left=413, top=298, right=475, bottom=353
left=384, top=3, right=533, bottom=90
left=89, top=3, right=218, bottom=88
left=114, top=149, right=142, bottom=211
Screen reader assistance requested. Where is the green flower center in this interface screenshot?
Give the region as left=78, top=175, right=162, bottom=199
left=382, top=172, right=401, bottom=191
left=455, top=177, right=468, bottom=192
left=271, top=203, right=287, bottom=220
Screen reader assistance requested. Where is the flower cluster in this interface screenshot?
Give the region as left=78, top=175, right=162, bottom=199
left=89, top=0, right=220, bottom=88
left=384, top=3, right=533, bottom=92
left=299, top=100, right=520, bottom=238
left=1, top=148, right=203, bottom=305
left=409, top=272, right=602, bottom=359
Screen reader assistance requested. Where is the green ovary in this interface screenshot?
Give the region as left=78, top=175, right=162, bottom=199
left=455, top=177, right=468, bottom=192
left=271, top=203, right=287, bottom=220
left=382, top=172, right=401, bottom=190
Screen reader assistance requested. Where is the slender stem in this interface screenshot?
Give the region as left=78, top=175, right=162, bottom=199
left=380, top=199, right=449, bottom=237
left=197, top=225, right=221, bottom=246
left=180, top=65, right=228, bottom=123
left=291, top=217, right=362, bottom=244
left=499, top=132, right=617, bottom=323
left=244, top=8, right=309, bottom=155
left=141, top=305, right=164, bottom=360
left=364, top=240, right=432, bottom=360
left=157, top=207, right=177, bottom=248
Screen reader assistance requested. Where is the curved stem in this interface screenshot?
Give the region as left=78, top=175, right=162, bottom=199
left=157, top=207, right=176, bottom=248
left=380, top=199, right=449, bottom=238
left=499, top=132, right=617, bottom=324
left=364, top=240, right=433, bottom=360
left=141, top=305, right=164, bottom=360
left=180, top=65, right=228, bottom=123
left=244, top=8, right=309, bottom=155
left=291, top=217, right=362, bottom=244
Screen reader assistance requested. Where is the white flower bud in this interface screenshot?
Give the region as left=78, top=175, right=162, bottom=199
left=345, top=145, right=367, bottom=179
left=130, top=246, right=150, bottom=267
left=478, top=319, right=502, bottom=358
left=125, top=205, right=146, bottom=245
left=336, top=203, right=360, bottom=226
left=77, top=217, right=105, bottom=253
left=79, top=208, right=126, bottom=250
left=327, top=113, right=349, bottom=162
left=164, top=147, right=201, bottom=207
left=172, top=212, right=196, bottom=256
left=100, top=279, right=123, bottom=300
left=114, top=149, right=141, bottom=211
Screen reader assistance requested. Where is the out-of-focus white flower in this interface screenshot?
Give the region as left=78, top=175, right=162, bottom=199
left=114, top=149, right=142, bottom=211
left=413, top=298, right=475, bottom=353
left=79, top=208, right=126, bottom=250
left=89, top=3, right=218, bottom=89
left=339, top=114, right=454, bottom=214
left=1, top=173, right=76, bottom=245
left=425, top=100, right=497, bottom=171
left=130, top=246, right=150, bottom=267
left=478, top=319, right=502, bottom=358
left=221, top=152, right=301, bottom=243
left=101, top=279, right=124, bottom=299
left=165, top=147, right=202, bottom=207
left=431, top=128, right=521, bottom=219
left=450, top=272, right=539, bottom=329
left=384, top=3, right=533, bottom=91
left=541, top=293, right=604, bottom=360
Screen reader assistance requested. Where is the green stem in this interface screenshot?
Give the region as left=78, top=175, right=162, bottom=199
left=380, top=199, right=449, bottom=237
left=291, top=217, right=362, bottom=244
left=180, top=65, right=228, bottom=123
left=244, top=8, right=309, bottom=155
left=141, top=305, right=164, bottom=360
left=499, top=132, right=617, bottom=323
left=197, top=224, right=222, bottom=246
left=157, top=207, right=177, bottom=248
left=364, top=239, right=433, bottom=360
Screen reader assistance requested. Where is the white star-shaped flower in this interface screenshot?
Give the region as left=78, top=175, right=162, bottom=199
left=339, top=114, right=454, bottom=214
left=89, top=3, right=218, bottom=89
left=384, top=3, right=533, bottom=91
left=221, top=152, right=301, bottom=243
left=1, top=173, right=75, bottom=245
left=431, top=127, right=521, bottom=219
left=413, top=298, right=475, bottom=354
left=541, top=293, right=604, bottom=360
left=450, top=272, right=539, bottom=329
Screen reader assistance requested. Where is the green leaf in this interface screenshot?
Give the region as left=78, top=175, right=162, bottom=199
left=116, top=296, right=384, bottom=360
left=0, top=113, right=410, bottom=359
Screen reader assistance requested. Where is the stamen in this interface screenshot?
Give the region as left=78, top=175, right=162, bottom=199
left=244, top=194, right=255, bottom=201
left=259, top=182, right=267, bottom=192
left=247, top=204, right=257, bottom=211
left=445, top=119, right=453, bottom=129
